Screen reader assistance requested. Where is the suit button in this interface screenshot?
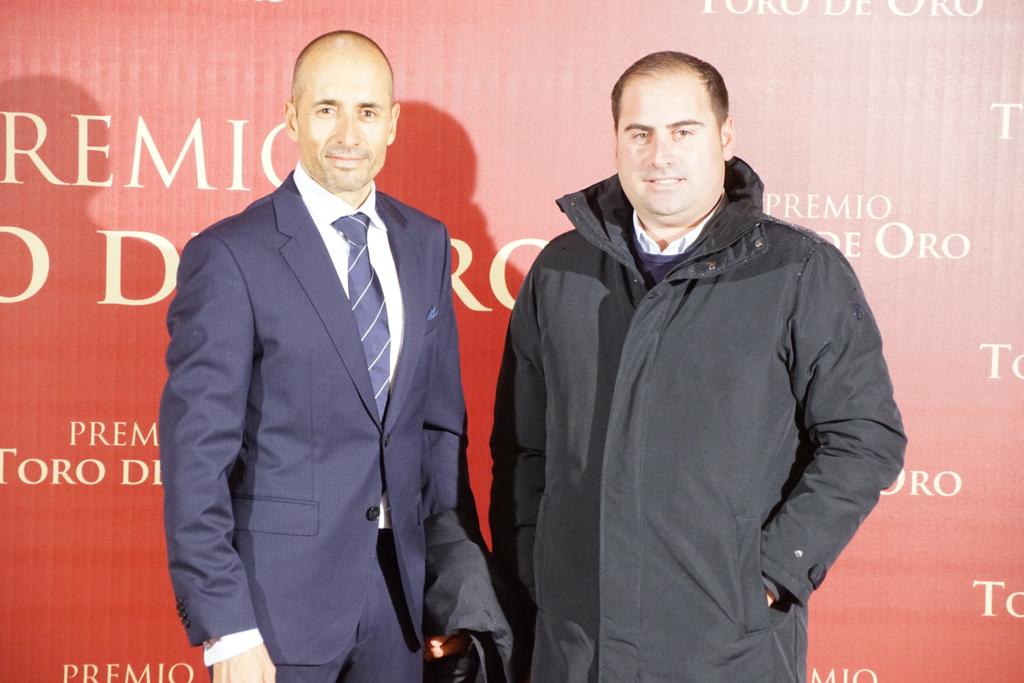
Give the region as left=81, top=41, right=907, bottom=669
left=366, top=506, right=380, bottom=521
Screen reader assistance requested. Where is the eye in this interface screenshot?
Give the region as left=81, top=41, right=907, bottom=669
left=674, top=128, right=694, bottom=139
left=632, top=130, right=649, bottom=141
left=316, top=106, right=335, bottom=116
left=361, top=109, right=379, bottom=120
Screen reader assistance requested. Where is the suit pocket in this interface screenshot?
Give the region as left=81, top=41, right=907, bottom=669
left=232, top=494, right=319, bottom=536
left=735, top=515, right=769, bottom=633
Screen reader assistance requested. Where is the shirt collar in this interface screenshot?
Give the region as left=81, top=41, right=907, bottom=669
left=632, top=192, right=723, bottom=256
left=293, top=162, right=387, bottom=232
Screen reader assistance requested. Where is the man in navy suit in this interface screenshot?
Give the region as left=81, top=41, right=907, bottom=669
left=160, top=31, right=508, bottom=682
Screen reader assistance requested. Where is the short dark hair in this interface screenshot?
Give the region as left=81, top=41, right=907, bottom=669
left=611, top=51, right=729, bottom=128
left=291, top=30, right=394, bottom=99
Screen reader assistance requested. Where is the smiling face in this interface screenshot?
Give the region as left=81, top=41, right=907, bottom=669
left=614, top=70, right=735, bottom=232
left=285, top=40, right=399, bottom=207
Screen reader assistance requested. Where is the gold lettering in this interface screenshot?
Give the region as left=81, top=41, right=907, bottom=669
left=992, top=103, right=1023, bottom=140
left=974, top=579, right=1004, bottom=616
left=228, top=119, right=250, bottom=191
left=90, top=421, right=110, bottom=447
left=51, top=459, right=77, bottom=485
left=260, top=122, right=288, bottom=187
left=132, top=422, right=159, bottom=447
left=1, top=111, right=67, bottom=185
left=17, top=458, right=48, bottom=485
left=70, top=421, right=86, bottom=446
left=112, top=421, right=128, bottom=446
left=121, top=460, right=161, bottom=486
left=0, top=448, right=15, bottom=484
left=0, top=226, right=50, bottom=303
left=72, top=115, right=113, bottom=187
left=126, top=117, right=214, bottom=189
left=449, top=239, right=491, bottom=312
left=167, top=663, right=195, bottom=683
left=97, top=230, right=179, bottom=306
left=124, top=663, right=151, bottom=683
left=77, top=459, right=106, bottom=485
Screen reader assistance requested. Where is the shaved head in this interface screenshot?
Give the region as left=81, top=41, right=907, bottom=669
left=285, top=30, right=400, bottom=206
left=291, top=30, right=394, bottom=101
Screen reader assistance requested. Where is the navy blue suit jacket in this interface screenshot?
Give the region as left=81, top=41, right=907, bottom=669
left=159, top=174, right=475, bottom=665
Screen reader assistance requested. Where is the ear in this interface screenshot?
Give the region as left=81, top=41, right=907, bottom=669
left=284, top=99, right=299, bottom=142
left=720, top=115, right=735, bottom=161
left=387, top=101, right=400, bottom=146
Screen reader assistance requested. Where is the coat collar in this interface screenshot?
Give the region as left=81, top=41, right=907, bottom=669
left=556, top=157, right=769, bottom=280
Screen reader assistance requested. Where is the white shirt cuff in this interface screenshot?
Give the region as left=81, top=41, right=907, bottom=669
left=203, top=629, right=264, bottom=666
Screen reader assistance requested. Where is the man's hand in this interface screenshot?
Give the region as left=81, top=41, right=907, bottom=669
left=424, top=630, right=472, bottom=661
left=766, top=587, right=777, bottom=607
left=212, top=643, right=276, bottom=683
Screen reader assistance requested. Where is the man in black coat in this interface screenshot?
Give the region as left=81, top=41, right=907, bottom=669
left=490, top=51, right=906, bottom=682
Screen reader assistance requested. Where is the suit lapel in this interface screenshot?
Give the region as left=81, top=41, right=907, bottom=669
left=377, top=194, right=427, bottom=431
left=273, top=175, right=381, bottom=428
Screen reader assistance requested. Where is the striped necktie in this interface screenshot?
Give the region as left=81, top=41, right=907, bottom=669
left=332, top=212, right=391, bottom=418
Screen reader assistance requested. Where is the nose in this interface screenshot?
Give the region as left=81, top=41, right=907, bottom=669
left=333, top=111, right=360, bottom=147
left=651, top=134, right=672, bottom=168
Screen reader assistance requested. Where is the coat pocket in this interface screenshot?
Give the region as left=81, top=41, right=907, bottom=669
left=735, top=515, right=769, bottom=633
left=231, top=494, right=319, bottom=536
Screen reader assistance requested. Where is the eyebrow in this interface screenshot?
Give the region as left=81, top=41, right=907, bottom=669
left=623, top=119, right=705, bottom=133
left=310, top=98, right=384, bottom=109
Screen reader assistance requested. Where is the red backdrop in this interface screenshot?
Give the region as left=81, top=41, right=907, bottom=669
left=2, top=1, right=1022, bottom=681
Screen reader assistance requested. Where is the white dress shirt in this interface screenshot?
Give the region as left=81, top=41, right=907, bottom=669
left=631, top=192, right=724, bottom=255
left=205, top=163, right=405, bottom=665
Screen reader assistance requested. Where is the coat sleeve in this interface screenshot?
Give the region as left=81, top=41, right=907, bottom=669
left=421, top=227, right=518, bottom=682
left=489, top=269, right=548, bottom=606
left=760, top=243, right=906, bottom=605
left=158, top=232, right=258, bottom=645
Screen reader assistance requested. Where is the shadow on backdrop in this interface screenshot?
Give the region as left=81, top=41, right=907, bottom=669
left=379, top=101, right=525, bottom=538
left=0, top=74, right=194, bottom=678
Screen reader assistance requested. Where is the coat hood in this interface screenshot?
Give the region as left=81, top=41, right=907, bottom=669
left=555, top=157, right=768, bottom=279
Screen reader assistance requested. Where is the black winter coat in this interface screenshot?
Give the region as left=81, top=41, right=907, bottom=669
left=490, top=158, right=906, bottom=682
